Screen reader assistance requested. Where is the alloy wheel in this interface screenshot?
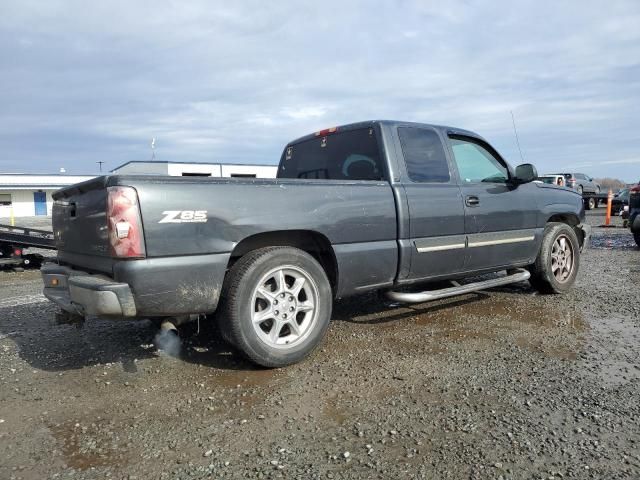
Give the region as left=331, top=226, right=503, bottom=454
left=551, top=235, right=574, bottom=283
left=250, top=265, right=319, bottom=349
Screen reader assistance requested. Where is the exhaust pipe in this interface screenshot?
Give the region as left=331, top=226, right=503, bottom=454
left=160, top=319, right=179, bottom=335
left=156, top=319, right=181, bottom=356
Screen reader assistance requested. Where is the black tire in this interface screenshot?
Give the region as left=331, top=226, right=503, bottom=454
left=577, top=185, right=583, bottom=195
left=217, top=247, right=332, bottom=367
left=23, top=254, right=43, bottom=269
left=586, top=197, right=596, bottom=210
left=634, top=232, right=640, bottom=248
left=528, top=222, right=580, bottom=294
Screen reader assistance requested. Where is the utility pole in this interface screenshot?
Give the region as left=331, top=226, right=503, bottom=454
left=97, top=161, right=104, bottom=172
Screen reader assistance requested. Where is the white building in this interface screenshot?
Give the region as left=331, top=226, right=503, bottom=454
left=1, top=162, right=278, bottom=219
left=0, top=174, right=94, bottom=218
left=111, top=161, right=277, bottom=178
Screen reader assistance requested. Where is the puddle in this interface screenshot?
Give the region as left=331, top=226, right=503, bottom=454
left=584, top=316, right=640, bottom=386
left=414, top=297, right=586, bottom=331
left=334, top=292, right=587, bottom=362
left=213, top=367, right=279, bottom=389
left=515, top=336, right=579, bottom=360
left=323, top=396, right=348, bottom=424
left=50, top=422, right=123, bottom=470
left=590, top=233, right=638, bottom=250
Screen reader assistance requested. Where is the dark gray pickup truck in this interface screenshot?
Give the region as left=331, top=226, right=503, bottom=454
left=42, top=120, right=590, bottom=366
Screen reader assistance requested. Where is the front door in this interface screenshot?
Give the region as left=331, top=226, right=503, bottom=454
left=398, top=126, right=466, bottom=280
left=447, top=135, right=539, bottom=271
left=33, top=191, right=47, bottom=216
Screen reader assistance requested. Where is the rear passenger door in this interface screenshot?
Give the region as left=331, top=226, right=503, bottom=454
left=398, top=127, right=467, bottom=280
left=447, top=134, right=539, bottom=272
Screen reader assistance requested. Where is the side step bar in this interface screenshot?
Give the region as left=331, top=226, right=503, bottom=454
left=385, top=268, right=531, bottom=304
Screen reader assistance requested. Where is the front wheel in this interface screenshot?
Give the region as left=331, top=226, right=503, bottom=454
left=528, top=223, right=580, bottom=294
left=577, top=185, right=583, bottom=195
left=586, top=197, right=596, bottom=210
left=217, top=247, right=332, bottom=367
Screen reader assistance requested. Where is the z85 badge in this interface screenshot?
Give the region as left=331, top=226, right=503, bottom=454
left=159, top=210, right=208, bottom=223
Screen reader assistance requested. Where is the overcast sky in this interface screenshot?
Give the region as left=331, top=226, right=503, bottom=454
left=1, top=0, right=639, bottom=181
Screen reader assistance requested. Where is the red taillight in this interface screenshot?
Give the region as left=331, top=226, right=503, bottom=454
left=13, top=249, right=22, bottom=256
left=630, top=184, right=640, bottom=194
left=107, top=186, right=145, bottom=258
left=314, top=127, right=338, bottom=137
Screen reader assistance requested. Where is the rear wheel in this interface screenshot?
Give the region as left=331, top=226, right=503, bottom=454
left=577, top=185, right=583, bottom=195
left=217, top=247, right=332, bottom=367
left=586, top=197, right=596, bottom=210
left=528, top=223, right=580, bottom=294
left=634, top=232, right=640, bottom=248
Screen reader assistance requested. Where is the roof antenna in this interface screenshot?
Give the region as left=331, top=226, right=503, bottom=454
left=151, top=137, right=156, bottom=161
left=510, top=110, right=525, bottom=162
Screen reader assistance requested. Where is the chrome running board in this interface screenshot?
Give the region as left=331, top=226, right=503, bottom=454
left=385, top=268, right=531, bottom=304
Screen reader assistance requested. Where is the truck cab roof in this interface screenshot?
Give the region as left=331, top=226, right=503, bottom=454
left=285, top=120, right=485, bottom=146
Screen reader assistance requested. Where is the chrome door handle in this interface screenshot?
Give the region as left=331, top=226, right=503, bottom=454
left=465, top=196, right=480, bottom=207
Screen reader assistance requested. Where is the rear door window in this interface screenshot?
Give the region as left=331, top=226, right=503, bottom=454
left=277, top=127, right=385, bottom=181
left=398, top=127, right=450, bottom=183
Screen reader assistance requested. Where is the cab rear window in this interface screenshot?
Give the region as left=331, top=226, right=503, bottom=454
left=277, top=128, right=385, bottom=181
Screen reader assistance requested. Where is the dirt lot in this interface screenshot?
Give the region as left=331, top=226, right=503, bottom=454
left=1, top=210, right=638, bottom=479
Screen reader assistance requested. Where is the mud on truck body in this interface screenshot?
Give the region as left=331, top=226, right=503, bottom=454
left=42, top=121, right=590, bottom=366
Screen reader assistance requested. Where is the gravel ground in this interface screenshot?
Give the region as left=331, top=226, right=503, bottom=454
left=0, top=210, right=638, bottom=479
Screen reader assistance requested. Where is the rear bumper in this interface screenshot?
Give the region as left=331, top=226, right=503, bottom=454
left=42, top=252, right=230, bottom=318
left=42, top=264, right=137, bottom=317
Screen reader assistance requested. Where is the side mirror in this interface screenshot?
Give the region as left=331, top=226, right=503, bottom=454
left=514, top=163, right=537, bottom=184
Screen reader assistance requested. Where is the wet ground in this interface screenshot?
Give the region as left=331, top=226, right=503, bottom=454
left=0, top=210, right=638, bottom=479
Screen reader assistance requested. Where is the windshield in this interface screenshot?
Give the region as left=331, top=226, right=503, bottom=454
left=277, top=127, right=385, bottom=181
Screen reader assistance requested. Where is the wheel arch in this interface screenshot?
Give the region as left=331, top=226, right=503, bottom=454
left=546, top=213, right=585, bottom=247
left=547, top=213, right=580, bottom=226
left=228, top=230, right=338, bottom=293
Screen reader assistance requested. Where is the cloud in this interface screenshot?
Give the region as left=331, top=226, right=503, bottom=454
left=0, top=0, right=639, bottom=181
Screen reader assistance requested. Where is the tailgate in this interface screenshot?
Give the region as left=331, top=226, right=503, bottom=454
left=53, top=177, right=111, bottom=261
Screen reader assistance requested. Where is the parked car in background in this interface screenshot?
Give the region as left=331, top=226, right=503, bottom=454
left=538, top=174, right=567, bottom=186
left=546, top=173, right=600, bottom=194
